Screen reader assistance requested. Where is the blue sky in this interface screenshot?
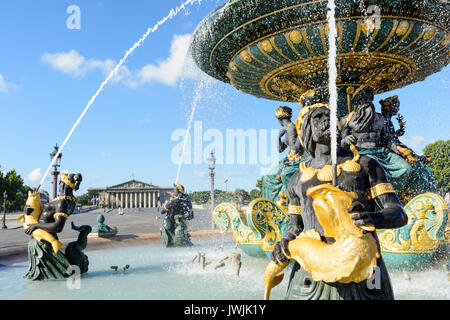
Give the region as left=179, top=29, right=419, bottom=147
left=0, top=0, right=448, bottom=196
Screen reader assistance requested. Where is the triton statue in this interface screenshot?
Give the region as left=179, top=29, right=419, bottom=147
left=340, top=86, right=436, bottom=197
left=19, top=173, right=91, bottom=280
left=266, top=104, right=408, bottom=300
left=160, top=183, right=194, bottom=247
left=340, top=86, right=415, bottom=193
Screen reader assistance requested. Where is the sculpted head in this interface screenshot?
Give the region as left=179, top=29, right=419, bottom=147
left=353, top=85, right=374, bottom=108
left=60, top=173, right=83, bottom=191
left=297, top=104, right=330, bottom=155
left=275, top=106, right=292, bottom=125
left=380, top=95, right=400, bottom=116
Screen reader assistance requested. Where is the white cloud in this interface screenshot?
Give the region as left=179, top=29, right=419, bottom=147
left=26, top=168, right=43, bottom=183
left=138, top=34, right=196, bottom=86
left=0, top=74, right=17, bottom=92
left=41, top=34, right=199, bottom=87
left=41, top=49, right=128, bottom=81
left=410, top=135, right=425, bottom=149
left=398, top=135, right=426, bottom=152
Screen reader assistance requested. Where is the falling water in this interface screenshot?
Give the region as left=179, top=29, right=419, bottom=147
left=175, top=75, right=211, bottom=183
left=327, top=0, right=338, bottom=170
left=37, top=0, right=203, bottom=190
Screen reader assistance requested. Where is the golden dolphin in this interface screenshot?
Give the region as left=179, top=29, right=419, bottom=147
left=18, top=191, right=65, bottom=254
left=264, top=184, right=379, bottom=300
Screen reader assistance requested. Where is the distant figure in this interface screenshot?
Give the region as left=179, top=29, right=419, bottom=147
left=118, top=206, right=124, bottom=215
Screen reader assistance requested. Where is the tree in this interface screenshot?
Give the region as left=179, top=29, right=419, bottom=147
left=249, top=189, right=262, bottom=200
left=0, top=168, right=32, bottom=212
left=423, top=140, right=450, bottom=195
left=256, top=178, right=263, bottom=191
left=76, top=193, right=92, bottom=206
left=234, top=189, right=250, bottom=205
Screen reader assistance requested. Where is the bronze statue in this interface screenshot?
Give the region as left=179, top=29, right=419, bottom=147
left=160, top=182, right=194, bottom=247
left=380, top=95, right=431, bottom=165
left=21, top=173, right=91, bottom=280
left=268, top=104, right=407, bottom=300
left=339, top=86, right=413, bottom=192
left=262, top=105, right=309, bottom=202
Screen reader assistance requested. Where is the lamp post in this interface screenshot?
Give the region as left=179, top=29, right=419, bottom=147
left=50, top=144, right=63, bottom=200
left=207, top=151, right=216, bottom=230
left=2, top=191, right=7, bottom=229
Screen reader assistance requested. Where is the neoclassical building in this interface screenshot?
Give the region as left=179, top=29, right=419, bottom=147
left=88, top=180, right=172, bottom=209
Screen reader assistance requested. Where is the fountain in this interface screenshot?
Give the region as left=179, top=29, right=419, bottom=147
left=191, top=0, right=449, bottom=280
left=1, top=0, right=449, bottom=302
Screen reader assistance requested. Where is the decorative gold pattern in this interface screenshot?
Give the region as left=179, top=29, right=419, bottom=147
left=299, top=144, right=362, bottom=183
left=378, top=193, right=449, bottom=253
left=288, top=205, right=302, bottom=215
left=366, top=183, right=396, bottom=200
left=53, top=212, right=69, bottom=220
left=53, top=195, right=76, bottom=202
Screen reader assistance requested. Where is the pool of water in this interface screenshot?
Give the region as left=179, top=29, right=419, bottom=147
left=1, top=240, right=448, bottom=300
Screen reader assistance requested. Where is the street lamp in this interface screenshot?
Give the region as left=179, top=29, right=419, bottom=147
left=207, top=151, right=216, bottom=229
left=2, top=191, right=7, bottom=229
left=50, top=144, right=63, bottom=200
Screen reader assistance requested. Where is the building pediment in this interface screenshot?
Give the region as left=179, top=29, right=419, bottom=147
left=109, top=180, right=154, bottom=190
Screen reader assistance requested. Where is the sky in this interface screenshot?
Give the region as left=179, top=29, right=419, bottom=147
left=0, top=0, right=448, bottom=196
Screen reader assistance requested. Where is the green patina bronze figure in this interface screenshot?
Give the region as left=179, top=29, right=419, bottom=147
left=263, top=106, right=308, bottom=202
left=20, top=173, right=92, bottom=280
left=91, top=214, right=118, bottom=236
left=160, top=183, right=194, bottom=247
left=340, top=86, right=437, bottom=198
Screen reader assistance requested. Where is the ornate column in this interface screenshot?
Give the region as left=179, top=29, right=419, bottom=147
left=152, top=192, right=156, bottom=207
left=125, top=193, right=129, bottom=208
left=144, top=192, right=147, bottom=208
left=139, top=192, right=142, bottom=208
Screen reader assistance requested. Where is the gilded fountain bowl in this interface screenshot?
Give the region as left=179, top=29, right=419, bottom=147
left=191, top=0, right=449, bottom=115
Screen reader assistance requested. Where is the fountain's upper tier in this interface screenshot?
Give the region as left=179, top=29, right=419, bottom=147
left=191, top=0, right=449, bottom=108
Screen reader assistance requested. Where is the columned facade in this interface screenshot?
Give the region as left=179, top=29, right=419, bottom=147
left=88, top=180, right=172, bottom=209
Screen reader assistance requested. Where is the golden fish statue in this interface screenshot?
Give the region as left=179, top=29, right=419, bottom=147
left=264, top=183, right=379, bottom=300
left=18, top=191, right=65, bottom=254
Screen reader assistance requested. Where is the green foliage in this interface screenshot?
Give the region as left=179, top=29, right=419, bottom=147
left=76, top=193, right=92, bottom=206
left=256, top=178, right=263, bottom=191
left=0, top=167, right=32, bottom=212
left=189, top=188, right=253, bottom=205
left=423, top=140, right=450, bottom=195
left=249, top=189, right=262, bottom=200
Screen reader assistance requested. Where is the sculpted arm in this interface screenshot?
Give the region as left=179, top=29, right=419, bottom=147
left=350, top=157, right=408, bottom=230
left=272, top=171, right=304, bottom=263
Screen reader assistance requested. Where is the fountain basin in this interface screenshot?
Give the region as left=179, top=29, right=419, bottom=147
left=1, top=239, right=449, bottom=300
left=191, top=0, right=449, bottom=116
